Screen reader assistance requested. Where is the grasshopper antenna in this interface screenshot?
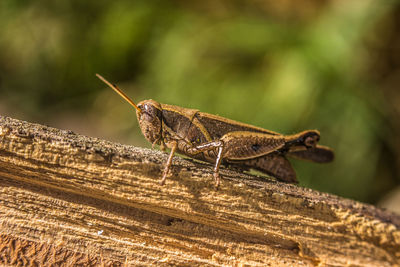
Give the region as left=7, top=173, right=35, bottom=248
left=96, top=74, right=142, bottom=113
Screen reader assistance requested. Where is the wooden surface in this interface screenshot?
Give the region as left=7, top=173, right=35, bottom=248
left=0, top=115, right=399, bottom=266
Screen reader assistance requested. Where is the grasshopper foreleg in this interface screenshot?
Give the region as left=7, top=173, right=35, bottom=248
left=160, top=141, right=177, bottom=185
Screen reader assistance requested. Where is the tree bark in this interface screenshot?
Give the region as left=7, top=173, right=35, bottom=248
left=0, top=115, right=399, bottom=266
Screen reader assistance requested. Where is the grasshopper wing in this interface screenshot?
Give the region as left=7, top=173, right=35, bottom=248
left=231, top=153, right=297, bottom=183
left=256, top=153, right=297, bottom=183
left=287, top=145, right=334, bottom=163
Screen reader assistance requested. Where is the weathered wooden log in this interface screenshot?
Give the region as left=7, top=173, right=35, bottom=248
left=0, top=115, right=399, bottom=266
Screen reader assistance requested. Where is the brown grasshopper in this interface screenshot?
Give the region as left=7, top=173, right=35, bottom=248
left=96, top=74, right=334, bottom=187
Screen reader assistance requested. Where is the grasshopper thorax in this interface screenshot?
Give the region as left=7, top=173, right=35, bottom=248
left=136, top=99, right=163, bottom=144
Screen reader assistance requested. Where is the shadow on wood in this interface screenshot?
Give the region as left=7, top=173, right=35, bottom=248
left=0, top=115, right=399, bottom=266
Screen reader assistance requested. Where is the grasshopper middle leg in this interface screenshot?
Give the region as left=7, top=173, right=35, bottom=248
left=160, top=140, right=225, bottom=187
left=187, top=140, right=225, bottom=188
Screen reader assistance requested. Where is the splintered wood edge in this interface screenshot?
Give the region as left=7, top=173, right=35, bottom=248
left=0, top=115, right=399, bottom=266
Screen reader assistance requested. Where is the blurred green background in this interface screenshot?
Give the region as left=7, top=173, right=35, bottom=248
left=1, top=0, right=399, bottom=209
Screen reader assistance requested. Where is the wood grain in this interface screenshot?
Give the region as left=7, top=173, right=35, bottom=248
left=0, top=115, right=399, bottom=266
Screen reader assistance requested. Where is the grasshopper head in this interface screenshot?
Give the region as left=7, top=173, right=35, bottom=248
left=136, top=99, right=163, bottom=144
left=96, top=74, right=163, bottom=145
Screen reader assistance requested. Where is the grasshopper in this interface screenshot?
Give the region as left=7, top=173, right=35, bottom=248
left=96, top=74, right=334, bottom=187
